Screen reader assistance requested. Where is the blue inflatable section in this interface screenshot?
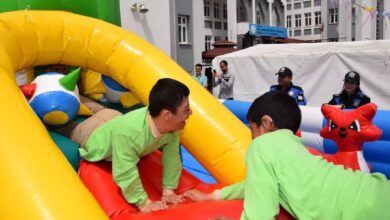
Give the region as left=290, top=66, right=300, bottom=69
left=181, top=146, right=217, bottom=184
left=102, top=75, right=128, bottom=92
left=222, top=100, right=250, bottom=125
left=223, top=100, right=390, bottom=179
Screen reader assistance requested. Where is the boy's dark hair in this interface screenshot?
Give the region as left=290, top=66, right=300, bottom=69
left=195, top=63, right=203, bottom=69
left=220, top=60, right=228, bottom=66
left=246, top=91, right=301, bottom=133
left=149, top=78, right=190, bottom=117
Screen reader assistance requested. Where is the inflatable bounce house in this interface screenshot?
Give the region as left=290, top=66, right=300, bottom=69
left=0, top=8, right=261, bottom=220
left=1, top=2, right=389, bottom=220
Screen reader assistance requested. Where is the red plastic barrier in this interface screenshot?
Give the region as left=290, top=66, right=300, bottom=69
left=79, top=151, right=294, bottom=220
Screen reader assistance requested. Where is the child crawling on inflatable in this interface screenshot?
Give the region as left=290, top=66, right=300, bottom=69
left=184, top=91, right=390, bottom=220
left=58, top=78, right=192, bottom=213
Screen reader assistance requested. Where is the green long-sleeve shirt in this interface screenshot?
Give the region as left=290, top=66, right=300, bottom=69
left=221, top=130, right=390, bottom=220
left=79, top=107, right=182, bottom=206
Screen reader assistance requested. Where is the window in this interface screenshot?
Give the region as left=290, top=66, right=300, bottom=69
left=205, top=20, right=212, bottom=28
left=205, top=35, right=211, bottom=51
left=223, top=3, right=227, bottom=19
left=329, top=8, right=338, bottom=24
left=304, top=29, right=312, bottom=35
left=178, top=16, right=188, bottom=44
left=287, top=15, right=292, bottom=28
left=328, top=38, right=338, bottom=42
left=224, top=22, right=228, bottom=30
left=314, top=28, right=321, bottom=34
left=314, top=12, right=321, bottom=25
left=215, top=21, right=222, bottom=29
left=256, top=3, right=266, bottom=24
left=214, top=2, right=220, bottom=18
left=238, top=2, right=247, bottom=22
left=204, top=0, right=210, bottom=17
left=295, top=14, right=301, bottom=28
left=289, top=30, right=292, bottom=37
left=294, top=2, right=301, bottom=9
left=214, top=36, right=221, bottom=42
left=305, top=13, right=311, bottom=26
left=303, top=1, right=311, bottom=8
left=294, top=30, right=302, bottom=36
left=314, top=0, right=321, bottom=6
left=287, top=4, right=292, bottom=10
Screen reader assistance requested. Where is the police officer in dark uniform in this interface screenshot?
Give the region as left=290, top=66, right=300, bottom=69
left=328, top=71, right=370, bottom=109
left=270, top=67, right=307, bottom=106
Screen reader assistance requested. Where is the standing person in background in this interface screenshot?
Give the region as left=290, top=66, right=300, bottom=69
left=193, top=63, right=208, bottom=89
left=213, top=60, right=235, bottom=100
left=270, top=67, right=307, bottom=106
left=327, top=71, right=370, bottom=109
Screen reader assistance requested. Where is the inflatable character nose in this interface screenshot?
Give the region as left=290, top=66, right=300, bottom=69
left=338, top=127, right=348, bottom=138
left=59, top=68, right=80, bottom=91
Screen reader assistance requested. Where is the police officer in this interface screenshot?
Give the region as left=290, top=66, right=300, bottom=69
left=270, top=67, right=307, bottom=105
left=328, top=71, right=370, bottom=109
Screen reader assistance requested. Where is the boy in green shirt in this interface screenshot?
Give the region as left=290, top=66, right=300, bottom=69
left=60, top=78, right=192, bottom=212
left=184, top=91, right=390, bottom=220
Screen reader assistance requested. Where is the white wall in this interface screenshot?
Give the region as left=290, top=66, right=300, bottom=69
left=338, top=0, right=352, bottom=41
left=357, top=0, right=377, bottom=40
left=192, top=0, right=205, bottom=66
left=384, top=0, right=390, bottom=39
left=227, top=0, right=238, bottom=43
left=119, top=0, right=173, bottom=56
left=237, top=22, right=250, bottom=35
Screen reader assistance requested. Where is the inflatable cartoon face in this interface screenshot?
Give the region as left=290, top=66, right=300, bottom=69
left=20, top=68, right=81, bottom=126
left=320, top=103, right=382, bottom=152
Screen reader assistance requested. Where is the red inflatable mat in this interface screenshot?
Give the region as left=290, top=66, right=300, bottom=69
left=79, top=151, right=294, bottom=220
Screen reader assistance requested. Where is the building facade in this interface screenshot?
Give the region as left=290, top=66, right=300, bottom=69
left=120, top=0, right=389, bottom=72
left=287, top=0, right=390, bottom=42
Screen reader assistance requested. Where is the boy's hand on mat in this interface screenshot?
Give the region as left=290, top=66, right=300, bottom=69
left=183, top=189, right=213, bottom=202
left=139, top=199, right=167, bottom=213
left=161, top=189, right=184, bottom=204
left=209, top=217, right=233, bottom=220
left=161, top=193, right=184, bottom=204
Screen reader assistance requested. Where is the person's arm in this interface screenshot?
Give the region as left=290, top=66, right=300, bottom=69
left=183, top=181, right=245, bottom=202
left=241, top=146, right=279, bottom=220
left=327, top=95, right=344, bottom=109
left=328, top=95, right=337, bottom=105
left=360, top=95, right=371, bottom=106
left=112, top=134, right=148, bottom=206
left=162, top=134, right=182, bottom=190
left=202, top=77, right=208, bottom=88
left=220, top=72, right=235, bottom=89
left=212, top=70, right=220, bottom=87
left=297, top=90, right=307, bottom=106
left=220, top=181, right=246, bottom=200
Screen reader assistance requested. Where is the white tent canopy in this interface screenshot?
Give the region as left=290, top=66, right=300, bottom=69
left=212, top=40, right=390, bottom=110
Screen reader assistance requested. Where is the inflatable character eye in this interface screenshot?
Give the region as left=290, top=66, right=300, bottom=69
left=329, top=120, right=338, bottom=131
left=348, top=120, right=361, bottom=132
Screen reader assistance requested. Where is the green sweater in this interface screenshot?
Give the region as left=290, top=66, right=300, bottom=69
left=80, top=107, right=182, bottom=206
left=221, top=130, right=390, bottom=220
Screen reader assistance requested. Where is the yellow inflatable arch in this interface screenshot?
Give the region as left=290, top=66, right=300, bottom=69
left=0, top=11, right=250, bottom=219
